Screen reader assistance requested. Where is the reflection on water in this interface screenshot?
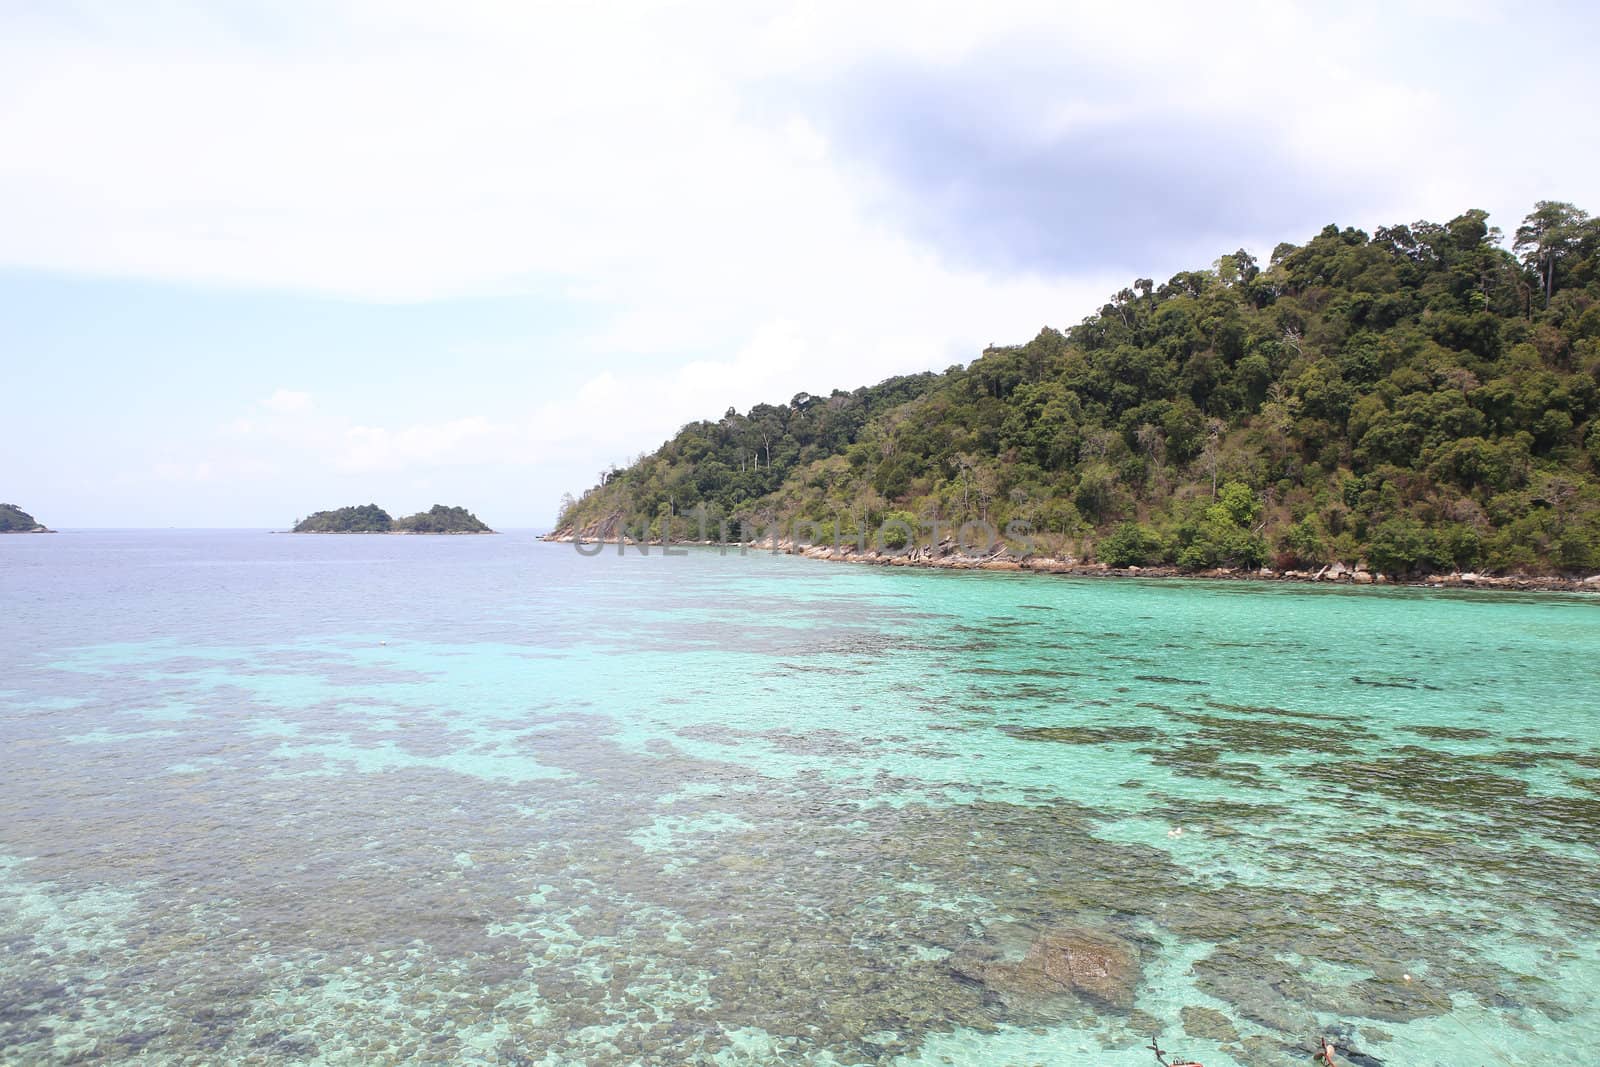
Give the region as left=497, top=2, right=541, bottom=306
left=1, top=531, right=1597, bottom=1064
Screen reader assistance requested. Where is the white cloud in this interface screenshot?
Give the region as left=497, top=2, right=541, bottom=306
left=221, top=395, right=509, bottom=474
left=5, top=1, right=1598, bottom=525
left=146, top=457, right=279, bottom=484
left=263, top=389, right=312, bottom=414
left=3, top=4, right=1579, bottom=309
left=339, top=416, right=508, bottom=474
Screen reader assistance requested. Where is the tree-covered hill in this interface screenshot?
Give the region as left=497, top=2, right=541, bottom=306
left=293, top=504, right=394, bottom=533
left=292, top=504, right=493, bottom=533
left=0, top=503, right=49, bottom=532
left=393, top=505, right=493, bottom=534
left=554, top=202, right=1600, bottom=577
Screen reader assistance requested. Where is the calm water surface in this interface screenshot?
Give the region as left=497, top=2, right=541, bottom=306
left=2, top=531, right=1598, bottom=1065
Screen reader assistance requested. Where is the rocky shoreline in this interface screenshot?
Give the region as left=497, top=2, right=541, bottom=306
left=541, top=531, right=1600, bottom=594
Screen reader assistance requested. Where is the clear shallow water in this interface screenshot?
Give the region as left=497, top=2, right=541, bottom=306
left=1, top=530, right=1598, bottom=1065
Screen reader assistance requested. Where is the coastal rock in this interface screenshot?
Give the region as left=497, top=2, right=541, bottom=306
left=542, top=529, right=1600, bottom=595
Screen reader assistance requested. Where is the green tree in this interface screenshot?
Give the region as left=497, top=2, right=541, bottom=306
left=1365, top=518, right=1437, bottom=577
left=1099, top=522, right=1167, bottom=566
left=1515, top=201, right=1589, bottom=306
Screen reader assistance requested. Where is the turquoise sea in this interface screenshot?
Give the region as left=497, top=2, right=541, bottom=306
left=1, top=531, right=1597, bottom=1065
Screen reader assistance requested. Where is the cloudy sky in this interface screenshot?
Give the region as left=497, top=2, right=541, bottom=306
left=4, top=1, right=1597, bottom=528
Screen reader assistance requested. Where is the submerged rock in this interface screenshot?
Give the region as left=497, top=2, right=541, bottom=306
left=1181, top=1004, right=1240, bottom=1044
left=950, top=924, right=1141, bottom=1013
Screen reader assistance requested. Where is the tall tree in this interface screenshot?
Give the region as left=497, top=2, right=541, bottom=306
left=1515, top=200, right=1589, bottom=306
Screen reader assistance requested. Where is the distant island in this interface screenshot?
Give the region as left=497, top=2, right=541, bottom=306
left=393, top=505, right=494, bottom=534
left=0, top=503, right=53, bottom=533
left=291, top=504, right=494, bottom=534
left=552, top=201, right=1600, bottom=583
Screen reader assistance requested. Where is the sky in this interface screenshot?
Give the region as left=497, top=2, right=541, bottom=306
left=3, top=1, right=1598, bottom=529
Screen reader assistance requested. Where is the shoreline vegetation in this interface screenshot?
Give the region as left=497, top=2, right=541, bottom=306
left=555, top=203, right=1600, bottom=588
left=0, top=503, right=53, bottom=533
left=541, top=529, right=1600, bottom=593
left=291, top=504, right=494, bottom=534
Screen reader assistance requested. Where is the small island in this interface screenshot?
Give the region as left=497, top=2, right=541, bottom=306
left=393, top=504, right=494, bottom=534
left=0, top=503, right=53, bottom=533
left=291, top=503, right=494, bottom=534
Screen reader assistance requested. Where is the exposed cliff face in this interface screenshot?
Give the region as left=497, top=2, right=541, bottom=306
left=543, top=511, right=629, bottom=544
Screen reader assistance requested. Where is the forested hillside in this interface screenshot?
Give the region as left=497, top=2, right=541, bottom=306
left=393, top=505, right=492, bottom=534
left=555, top=203, right=1600, bottom=576
left=293, top=504, right=493, bottom=533
left=0, top=503, right=48, bottom=532
left=293, top=504, right=394, bottom=533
